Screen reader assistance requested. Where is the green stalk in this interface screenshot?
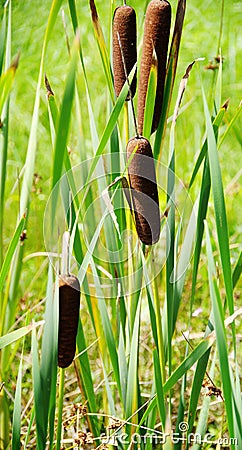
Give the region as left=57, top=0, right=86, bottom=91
left=153, top=272, right=165, bottom=382
left=56, top=368, right=65, bottom=450
left=0, top=0, right=11, bottom=301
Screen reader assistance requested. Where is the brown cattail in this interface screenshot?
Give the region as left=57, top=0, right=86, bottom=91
left=58, top=274, right=80, bottom=368
left=138, top=0, right=171, bottom=134
left=126, top=136, right=160, bottom=245
left=112, top=5, right=137, bottom=100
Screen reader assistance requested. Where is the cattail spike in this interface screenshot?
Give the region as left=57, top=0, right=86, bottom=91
left=112, top=5, right=137, bottom=100
left=126, top=136, right=160, bottom=245
left=138, top=0, right=171, bottom=134
left=58, top=275, right=80, bottom=368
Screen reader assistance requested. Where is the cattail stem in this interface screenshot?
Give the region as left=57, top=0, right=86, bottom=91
left=56, top=367, right=65, bottom=450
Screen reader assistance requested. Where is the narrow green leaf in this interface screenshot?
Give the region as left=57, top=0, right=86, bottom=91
left=23, top=408, right=35, bottom=449
left=0, top=215, right=25, bottom=292
left=172, top=199, right=198, bottom=329
left=232, top=251, right=242, bottom=289
left=102, top=362, right=116, bottom=416
left=89, top=0, right=114, bottom=100
left=0, top=321, right=43, bottom=349
left=190, top=155, right=210, bottom=307
left=0, top=0, right=11, bottom=268
left=68, top=0, right=78, bottom=32
left=202, top=85, right=234, bottom=328
left=143, top=57, right=157, bottom=139
left=97, top=297, right=121, bottom=397
left=40, top=264, right=58, bottom=446
left=189, top=104, right=227, bottom=189
left=0, top=5, right=7, bottom=75
left=218, top=101, right=242, bottom=149
left=205, top=221, right=235, bottom=445
left=11, top=357, right=22, bottom=450
left=32, top=328, right=45, bottom=450
left=191, top=352, right=217, bottom=450
left=51, top=36, right=79, bottom=222
left=187, top=349, right=211, bottom=437
left=88, top=258, right=122, bottom=399
left=0, top=390, right=10, bottom=450
left=164, top=339, right=213, bottom=394
left=126, top=301, right=141, bottom=421
left=166, top=143, right=175, bottom=369
left=138, top=336, right=214, bottom=430
left=118, top=325, right=128, bottom=408
left=76, top=319, right=100, bottom=437
left=153, top=348, right=166, bottom=428
left=0, top=54, right=19, bottom=116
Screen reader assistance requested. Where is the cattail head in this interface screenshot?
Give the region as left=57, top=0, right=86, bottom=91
left=138, top=0, right=171, bottom=134
left=126, top=136, right=160, bottom=245
left=58, top=274, right=80, bottom=368
left=112, top=5, right=137, bottom=100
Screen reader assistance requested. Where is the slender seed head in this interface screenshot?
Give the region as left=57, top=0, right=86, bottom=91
left=112, top=5, right=137, bottom=100
left=138, top=0, right=171, bottom=134
left=126, top=136, right=160, bottom=245
left=58, top=274, right=80, bottom=368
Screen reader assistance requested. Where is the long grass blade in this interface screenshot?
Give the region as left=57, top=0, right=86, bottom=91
left=205, top=221, right=235, bottom=446
left=143, top=56, right=157, bottom=140
left=0, top=4, right=7, bottom=76
left=189, top=103, right=227, bottom=189
left=0, top=0, right=11, bottom=270
left=125, top=300, right=141, bottom=432
left=0, top=389, right=10, bottom=450
left=201, top=84, right=235, bottom=339
left=11, top=356, right=22, bottom=450
left=32, top=327, right=45, bottom=450
left=0, top=215, right=25, bottom=293
left=138, top=337, right=214, bottom=428
left=0, top=53, right=19, bottom=116
left=76, top=318, right=100, bottom=437
left=0, top=321, right=43, bottom=349
left=218, top=101, right=242, bottom=149
left=232, top=251, right=242, bottom=289
left=51, top=36, right=79, bottom=223
left=191, top=351, right=217, bottom=450
left=89, top=0, right=114, bottom=100
left=40, top=264, right=58, bottom=448
left=153, top=348, right=166, bottom=429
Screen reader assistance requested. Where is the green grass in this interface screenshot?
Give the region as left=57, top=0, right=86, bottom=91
left=0, top=0, right=241, bottom=449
